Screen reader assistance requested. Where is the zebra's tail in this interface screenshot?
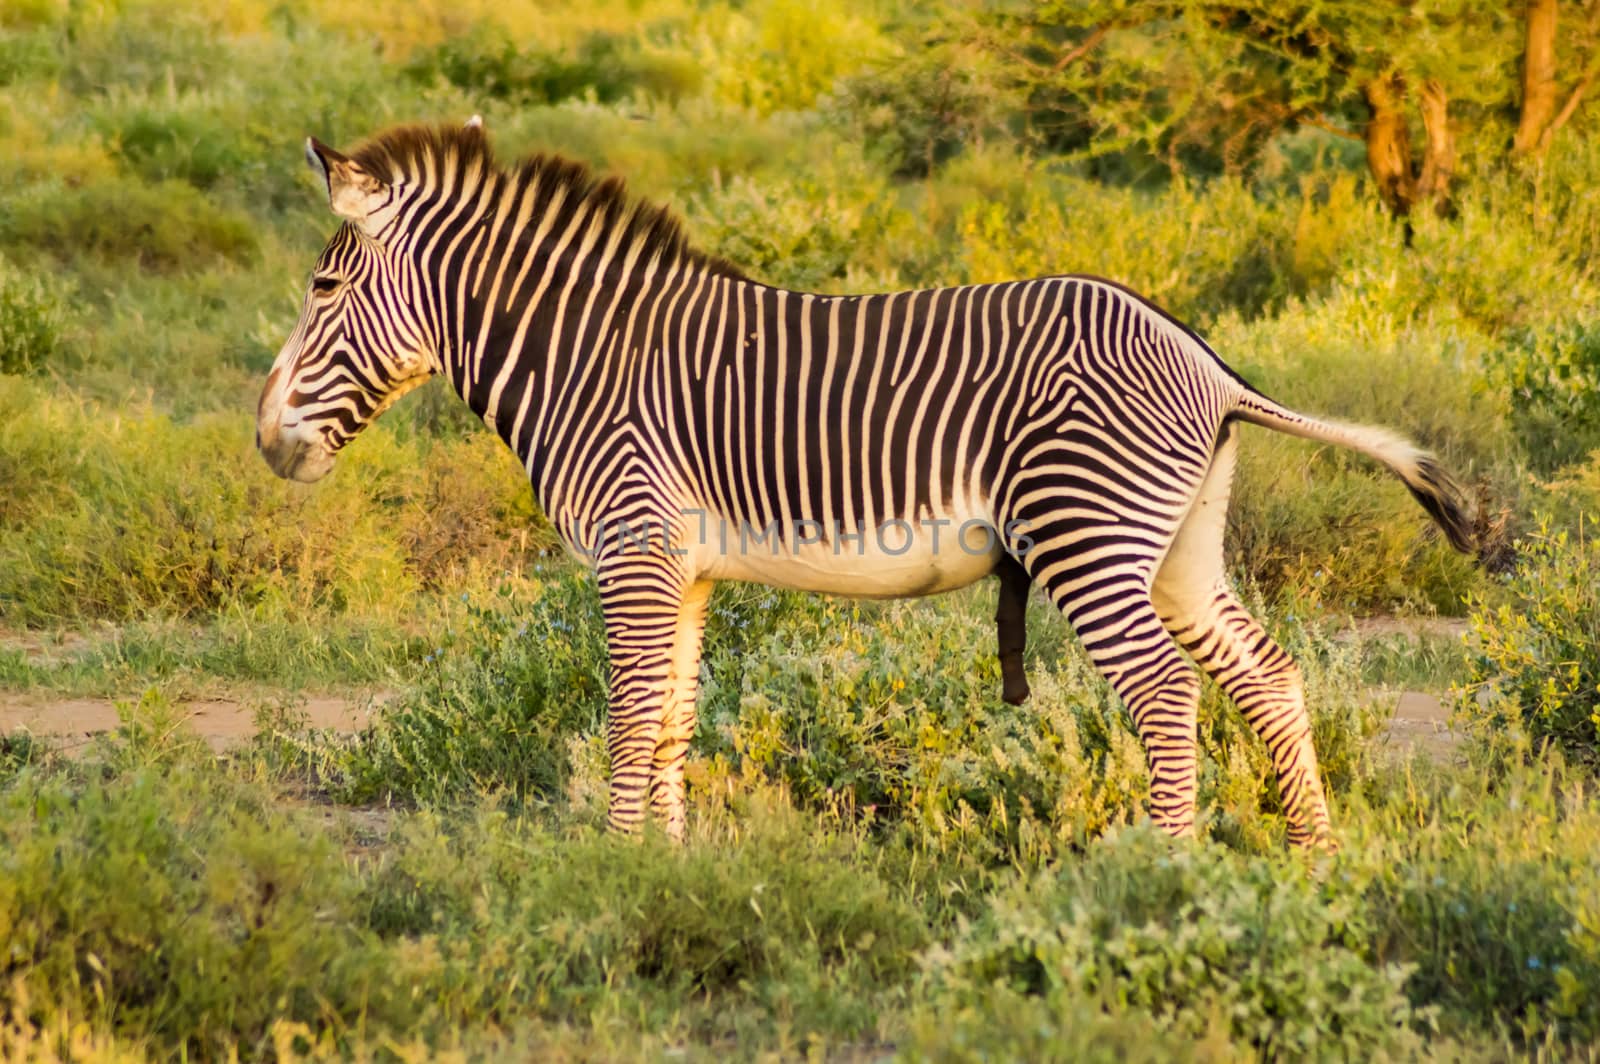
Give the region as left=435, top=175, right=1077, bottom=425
left=1231, top=390, right=1478, bottom=556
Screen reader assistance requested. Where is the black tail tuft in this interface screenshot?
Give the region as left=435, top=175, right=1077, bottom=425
left=1404, top=455, right=1478, bottom=556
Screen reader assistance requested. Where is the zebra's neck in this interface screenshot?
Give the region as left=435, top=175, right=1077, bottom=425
left=422, top=175, right=741, bottom=507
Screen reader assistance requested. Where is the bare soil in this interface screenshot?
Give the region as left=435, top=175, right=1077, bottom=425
left=0, top=693, right=380, bottom=754
left=1374, top=690, right=1462, bottom=761
left=2, top=618, right=1468, bottom=759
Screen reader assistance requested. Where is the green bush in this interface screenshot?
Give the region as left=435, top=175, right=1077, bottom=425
left=1214, top=293, right=1506, bottom=612
left=0, top=745, right=926, bottom=1058
left=0, top=175, right=258, bottom=272
left=686, top=164, right=886, bottom=290
left=697, top=0, right=894, bottom=118
left=0, top=24, right=62, bottom=85
left=693, top=585, right=1377, bottom=863
left=0, top=381, right=546, bottom=625
left=0, top=763, right=388, bottom=1059
left=1484, top=322, right=1600, bottom=473
left=924, top=830, right=1425, bottom=1059
left=92, top=95, right=272, bottom=192
left=1350, top=752, right=1600, bottom=1044
left=406, top=25, right=700, bottom=106
left=0, top=254, right=68, bottom=375
left=324, top=572, right=610, bottom=806
left=824, top=39, right=1014, bottom=177
left=1462, top=524, right=1600, bottom=764
left=368, top=805, right=927, bottom=1036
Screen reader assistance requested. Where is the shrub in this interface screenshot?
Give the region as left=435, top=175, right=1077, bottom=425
left=1483, top=322, right=1600, bottom=473
left=1214, top=293, right=1506, bottom=612
left=695, top=585, right=1376, bottom=863
left=1462, top=523, right=1600, bottom=764
left=824, top=39, right=1015, bottom=177
left=0, top=402, right=412, bottom=623
left=0, top=24, right=62, bottom=85
left=1351, top=753, right=1600, bottom=1044
left=0, top=254, right=68, bottom=375
left=405, top=25, right=699, bottom=106
left=0, top=175, right=258, bottom=272
left=697, top=0, right=894, bottom=118
left=0, top=759, right=388, bottom=1060
left=324, top=571, right=610, bottom=806
left=923, top=830, right=1425, bottom=1059
left=685, top=165, right=886, bottom=291
left=92, top=94, right=272, bottom=192
left=0, top=383, right=544, bottom=625
left=369, top=804, right=928, bottom=1038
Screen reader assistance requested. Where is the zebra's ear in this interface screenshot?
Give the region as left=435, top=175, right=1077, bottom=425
left=304, top=137, right=389, bottom=232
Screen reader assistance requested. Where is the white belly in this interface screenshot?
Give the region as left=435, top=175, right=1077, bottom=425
left=688, top=503, right=1005, bottom=598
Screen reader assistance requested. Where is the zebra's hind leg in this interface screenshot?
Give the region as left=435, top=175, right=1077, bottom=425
left=1017, top=524, right=1203, bottom=839
left=1151, top=425, right=1335, bottom=850
left=647, top=579, right=713, bottom=841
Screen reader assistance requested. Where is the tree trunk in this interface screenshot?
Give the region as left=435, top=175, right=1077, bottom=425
left=1363, top=73, right=1415, bottom=219
left=1416, top=79, right=1456, bottom=216
left=1513, top=0, right=1560, bottom=157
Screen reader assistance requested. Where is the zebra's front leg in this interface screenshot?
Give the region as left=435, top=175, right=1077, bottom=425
left=597, top=552, right=694, bottom=835
left=647, top=580, right=713, bottom=841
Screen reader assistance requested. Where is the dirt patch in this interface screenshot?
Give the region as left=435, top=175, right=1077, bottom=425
left=1336, top=617, right=1471, bottom=643
left=0, top=626, right=93, bottom=666
left=0, top=693, right=386, bottom=754
left=1375, top=690, right=1463, bottom=761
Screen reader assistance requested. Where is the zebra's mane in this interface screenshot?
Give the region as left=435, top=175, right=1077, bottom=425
left=348, top=123, right=750, bottom=283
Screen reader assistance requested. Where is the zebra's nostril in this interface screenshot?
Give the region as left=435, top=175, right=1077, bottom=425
left=254, top=426, right=262, bottom=450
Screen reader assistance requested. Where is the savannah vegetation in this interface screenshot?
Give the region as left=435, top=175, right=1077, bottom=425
left=2, top=0, right=1599, bottom=1058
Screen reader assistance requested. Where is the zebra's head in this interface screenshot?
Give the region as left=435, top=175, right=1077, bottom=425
left=256, top=126, right=464, bottom=482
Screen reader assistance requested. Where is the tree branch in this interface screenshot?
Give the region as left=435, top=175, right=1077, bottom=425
left=1299, top=112, right=1364, bottom=141
left=1547, top=55, right=1600, bottom=140
left=1052, top=23, right=1113, bottom=71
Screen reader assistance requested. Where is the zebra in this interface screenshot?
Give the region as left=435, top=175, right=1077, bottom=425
left=256, top=119, right=1477, bottom=848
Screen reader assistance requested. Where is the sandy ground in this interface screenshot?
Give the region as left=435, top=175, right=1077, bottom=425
left=0, top=694, right=378, bottom=754
left=1372, top=690, right=1460, bottom=761
left=0, top=688, right=1461, bottom=759
left=1, top=618, right=1467, bottom=759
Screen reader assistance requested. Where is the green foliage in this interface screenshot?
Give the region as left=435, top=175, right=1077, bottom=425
left=0, top=176, right=258, bottom=272
left=825, top=38, right=1015, bottom=178
left=0, top=759, right=383, bottom=1059
left=0, top=253, right=68, bottom=376
left=697, top=0, right=894, bottom=117
left=0, top=743, right=926, bottom=1059
left=1354, top=755, right=1600, bottom=1043
left=0, top=379, right=547, bottom=625
left=2, top=1, right=1600, bottom=1058
left=688, top=163, right=887, bottom=290
left=689, top=585, right=1380, bottom=863
left=406, top=25, right=700, bottom=106
left=1485, top=322, right=1600, bottom=472
left=1463, top=525, right=1600, bottom=764
left=926, top=830, right=1425, bottom=1059
left=324, top=573, right=610, bottom=806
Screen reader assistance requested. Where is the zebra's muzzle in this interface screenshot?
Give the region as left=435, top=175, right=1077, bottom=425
left=257, top=408, right=335, bottom=483
left=260, top=432, right=335, bottom=483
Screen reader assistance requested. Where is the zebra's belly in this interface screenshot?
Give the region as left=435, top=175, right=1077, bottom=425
left=688, top=506, right=1005, bottom=599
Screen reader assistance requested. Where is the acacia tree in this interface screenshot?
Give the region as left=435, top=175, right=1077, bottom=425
left=1512, top=0, right=1600, bottom=160
left=976, top=0, right=1594, bottom=218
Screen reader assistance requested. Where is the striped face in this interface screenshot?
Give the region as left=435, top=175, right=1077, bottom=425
left=257, top=139, right=433, bottom=482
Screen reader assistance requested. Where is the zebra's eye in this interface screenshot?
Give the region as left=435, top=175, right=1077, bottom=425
left=310, top=275, right=342, bottom=296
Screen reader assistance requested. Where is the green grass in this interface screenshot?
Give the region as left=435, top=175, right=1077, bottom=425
left=5, top=681, right=1600, bottom=1059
